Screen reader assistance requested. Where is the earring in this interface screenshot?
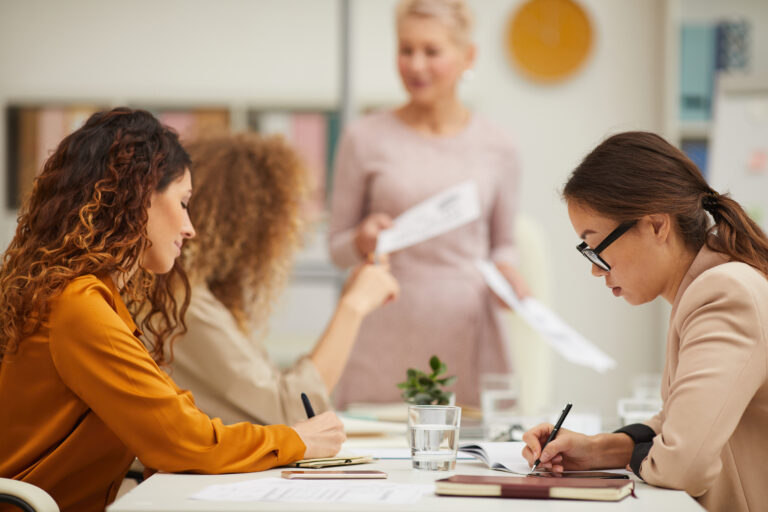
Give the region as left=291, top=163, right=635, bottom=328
left=462, top=68, right=475, bottom=81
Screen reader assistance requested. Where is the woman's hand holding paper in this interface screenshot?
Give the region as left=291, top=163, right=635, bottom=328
left=340, top=261, right=400, bottom=315
left=354, top=213, right=393, bottom=258
left=494, top=261, right=531, bottom=303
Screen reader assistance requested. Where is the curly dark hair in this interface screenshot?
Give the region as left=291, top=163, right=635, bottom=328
left=182, top=132, right=308, bottom=335
left=0, top=107, right=192, bottom=364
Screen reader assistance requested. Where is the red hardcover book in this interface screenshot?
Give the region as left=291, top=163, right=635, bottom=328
left=435, top=474, right=635, bottom=501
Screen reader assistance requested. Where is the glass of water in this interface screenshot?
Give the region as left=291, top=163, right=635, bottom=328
left=480, top=373, right=519, bottom=440
left=407, top=405, right=461, bottom=471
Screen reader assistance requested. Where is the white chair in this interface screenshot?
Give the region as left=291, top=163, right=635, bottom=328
left=0, top=478, right=59, bottom=512
left=505, top=213, right=553, bottom=417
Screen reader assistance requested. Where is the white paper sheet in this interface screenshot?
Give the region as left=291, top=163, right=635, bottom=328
left=189, top=478, right=432, bottom=505
left=375, top=181, right=480, bottom=255
left=475, top=259, right=616, bottom=373
left=343, top=447, right=475, bottom=460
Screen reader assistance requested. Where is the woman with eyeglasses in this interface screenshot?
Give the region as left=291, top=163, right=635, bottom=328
left=521, top=131, right=767, bottom=512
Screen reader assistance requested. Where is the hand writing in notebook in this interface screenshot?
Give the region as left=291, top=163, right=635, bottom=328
left=522, top=423, right=635, bottom=473
left=292, top=412, right=347, bottom=460
left=522, top=424, right=593, bottom=473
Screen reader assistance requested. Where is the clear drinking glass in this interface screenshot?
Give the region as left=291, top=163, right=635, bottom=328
left=480, top=373, right=520, bottom=440
left=407, top=405, right=461, bottom=471
left=617, top=397, right=663, bottom=426
left=632, top=373, right=662, bottom=399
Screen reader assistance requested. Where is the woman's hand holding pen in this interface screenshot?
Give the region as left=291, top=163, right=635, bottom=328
left=522, top=423, right=593, bottom=472
left=522, top=424, right=635, bottom=472
left=340, top=261, right=400, bottom=315
left=292, top=411, right=346, bottom=459
left=354, top=213, right=393, bottom=258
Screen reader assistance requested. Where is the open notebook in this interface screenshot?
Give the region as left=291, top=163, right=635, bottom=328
left=460, top=442, right=631, bottom=478
left=459, top=441, right=532, bottom=474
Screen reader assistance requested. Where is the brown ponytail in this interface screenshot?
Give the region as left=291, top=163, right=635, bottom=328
left=563, top=131, right=768, bottom=276
left=703, top=192, right=768, bottom=276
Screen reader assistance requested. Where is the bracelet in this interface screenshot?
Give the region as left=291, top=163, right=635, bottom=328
left=613, top=423, right=656, bottom=444
left=614, top=424, right=656, bottom=478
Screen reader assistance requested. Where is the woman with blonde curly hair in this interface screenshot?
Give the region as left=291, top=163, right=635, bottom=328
left=169, top=132, right=399, bottom=426
left=0, top=108, right=346, bottom=512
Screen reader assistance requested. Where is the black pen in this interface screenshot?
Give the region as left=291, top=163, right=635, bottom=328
left=530, top=403, right=572, bottom=474
left=301, top=392, right=315, bottom=418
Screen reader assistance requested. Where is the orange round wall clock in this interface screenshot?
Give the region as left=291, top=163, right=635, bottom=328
left=506, top=0, right=594, bottom=82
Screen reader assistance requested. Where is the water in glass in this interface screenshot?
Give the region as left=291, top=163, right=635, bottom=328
left=408, top=424, right=459, bottom=471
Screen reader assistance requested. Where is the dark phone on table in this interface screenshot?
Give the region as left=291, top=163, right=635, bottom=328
left=530, top=470, right=630, bottom=479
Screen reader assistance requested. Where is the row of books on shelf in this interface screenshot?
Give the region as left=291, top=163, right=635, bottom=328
left=5, top=105, right=342, bottom=218
left=680, top=19, right=750, bottom=122
left=676, top=19, right=749, bottom=178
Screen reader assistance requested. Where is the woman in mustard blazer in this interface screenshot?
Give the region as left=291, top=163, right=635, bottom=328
left=0, top=108, right=344, bottom=512
left=522, top=132, right=767, bottom=512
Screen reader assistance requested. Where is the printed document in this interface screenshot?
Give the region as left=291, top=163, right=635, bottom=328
left=190, top=478, right=432, bottom=505
left=475, top=259, right=616, bottom=372
left=375, top=181, right=480, bottom=255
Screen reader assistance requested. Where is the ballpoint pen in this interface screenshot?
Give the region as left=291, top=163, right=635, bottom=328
left=529, top=402, right=572, bottom=474
left=301, top=392, right=315, bottom=419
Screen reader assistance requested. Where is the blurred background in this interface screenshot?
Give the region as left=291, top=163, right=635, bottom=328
left=1, top=0, right=766, bottom=426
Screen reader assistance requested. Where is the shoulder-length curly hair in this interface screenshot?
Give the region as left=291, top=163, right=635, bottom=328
left=0, top=107, right=192, bottom=364
left=182, top=132, right=308, bottom=335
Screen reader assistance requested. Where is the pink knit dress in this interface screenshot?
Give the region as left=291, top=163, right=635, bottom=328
left=328, top=110, right=520, bottom=407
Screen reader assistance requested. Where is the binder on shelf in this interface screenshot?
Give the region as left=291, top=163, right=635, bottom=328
left=680, top=24, right=717, bottom=121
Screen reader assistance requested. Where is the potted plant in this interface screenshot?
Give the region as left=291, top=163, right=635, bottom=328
left=397, top=355, right=456, bottom=405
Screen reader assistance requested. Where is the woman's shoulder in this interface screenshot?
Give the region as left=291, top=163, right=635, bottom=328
left=57, top=275, right=117, bottom=307
left=470, top=114, right=518, bottom=152
left=48, top=275, right=126, bottom=336
left=344, top=110, right=399, bottom=139
left=188, top=284, right=225, bottom=311
left=186, top=284, right=239, bottom=326
left=684, top=261, right=768, bottom=310
left=697, top=260, right=767, bottom=286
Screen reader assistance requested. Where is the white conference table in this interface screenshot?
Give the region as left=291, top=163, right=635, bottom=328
left=108, top=456, right=704, bottom=512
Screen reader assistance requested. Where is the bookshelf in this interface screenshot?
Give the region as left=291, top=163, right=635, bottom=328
left=3, top=101, right=345, bottom=367
left=4, top=103, right=340, bottom=217
left=663, top=0, right=767, bottom=179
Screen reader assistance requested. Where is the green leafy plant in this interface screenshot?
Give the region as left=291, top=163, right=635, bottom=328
left=397, top=355, right=457, bottom=405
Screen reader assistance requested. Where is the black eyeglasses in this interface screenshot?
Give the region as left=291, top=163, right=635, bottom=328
left=576, top=220, right=637, bottom=271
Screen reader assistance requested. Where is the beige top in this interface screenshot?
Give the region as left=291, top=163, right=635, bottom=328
left=328, top=110, right=520, bottom=407
left=166, top=285, right=332, bottom=426
left=642, top=246, right=768, bottom=512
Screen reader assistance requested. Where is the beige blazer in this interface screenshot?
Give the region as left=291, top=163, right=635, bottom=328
left=642, top=246, right=768, bottom=512
left=166, top=285, right=331, bottom=426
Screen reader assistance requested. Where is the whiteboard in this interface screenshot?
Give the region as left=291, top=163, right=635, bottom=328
left=709, top=75, right=768, bottom=231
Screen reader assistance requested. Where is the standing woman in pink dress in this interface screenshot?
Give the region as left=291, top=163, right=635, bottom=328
left=329, top=0, right=529, bottom=407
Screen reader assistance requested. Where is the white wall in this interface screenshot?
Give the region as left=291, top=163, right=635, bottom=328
left=0, top=0, right=675, bottom=421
